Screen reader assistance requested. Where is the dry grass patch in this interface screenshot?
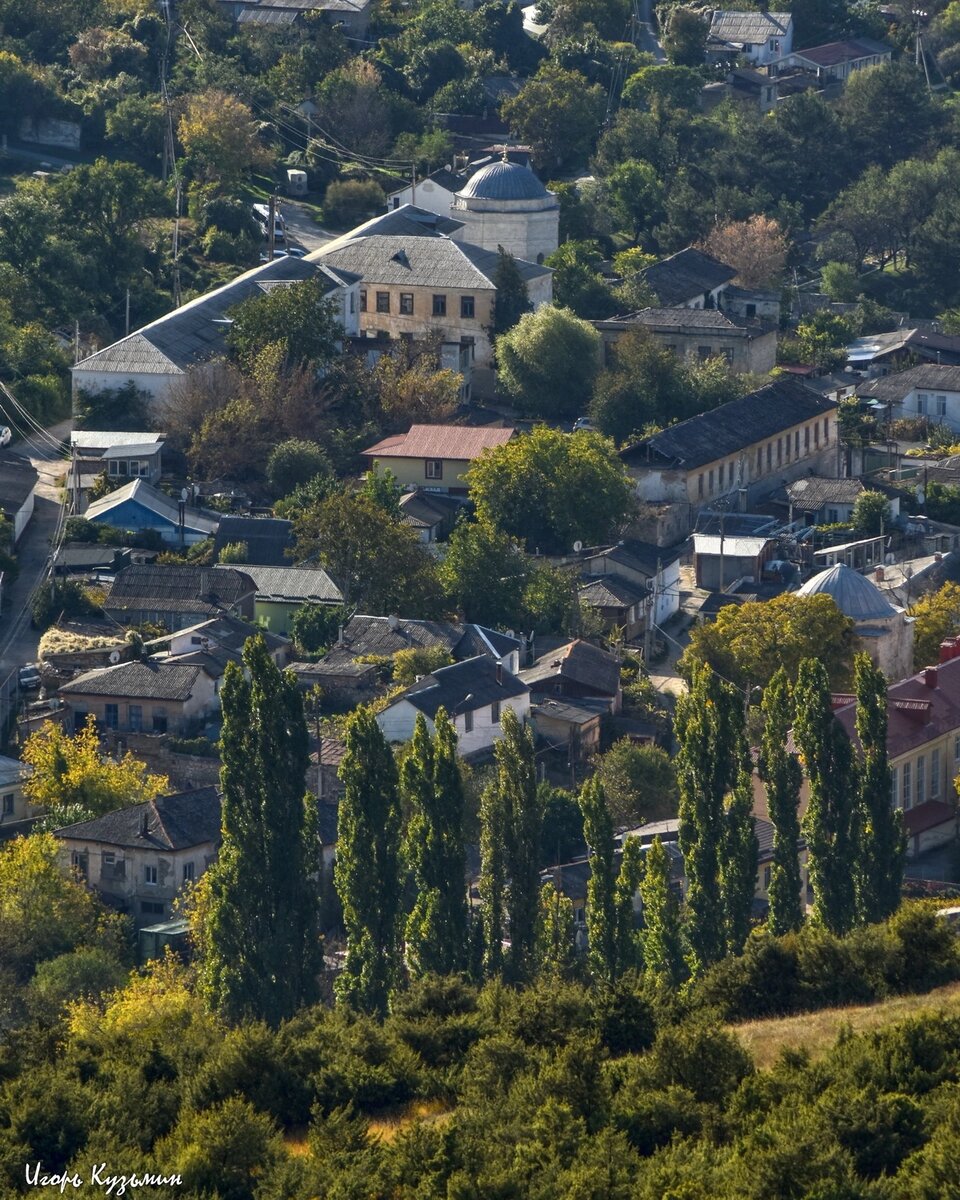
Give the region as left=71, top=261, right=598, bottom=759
left=366, top=1099, right=453, bottom=1143
left=732, top=980, right=960, bottom=1069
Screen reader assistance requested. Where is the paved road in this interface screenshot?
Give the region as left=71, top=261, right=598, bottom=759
left=279, top=201, right=338, bottom=253
left=0, top=420, right=70, bottom=677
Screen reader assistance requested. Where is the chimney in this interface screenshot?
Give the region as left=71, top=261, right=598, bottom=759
left=388, top=613, right=400, bottom=630
left=496, top=662, right=503, bottom=686
left=940, top=639, right=956, bottom=664
left=924, top=666, right=939, bottom=689
left=337, top=624, right=345, bottom=647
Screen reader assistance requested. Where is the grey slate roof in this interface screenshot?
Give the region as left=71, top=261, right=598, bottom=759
left=622, top=378, right=837, bottom=472
left=213, top=516, right=295, bottom=567
left=785, top=476, right=866, bottom=511
left=0, top=456, right=38, bottom=514
left=310, top=206, right=464, bottom=256
left=402, top=654, right=528, bottom=719
left=604, top=307, right=750, bottom=332
left=333, top=615, right=520, bottom=660
left=319, top=233, right=549, bottom=290
left=797, top=563, right=898, bottom=620
left=108, top=564, right=256, bottom=607
left=638, top=248, right=737, bottom=306
left=74, top=257, right=353, bottom=377
left=709, top=9, right=792, bottom=44
left=458, top=159, right=550, bottom=202
left=56, top=786, right=221, bottom=850
left=856, top=364, right=960, bottom=403
left=58, top=659, right=212, bottom=701
left=583, top=539, right=682, bottom=577
left=520, top=639, right=621, bottom=696
left=579, top=575, right=649, bottom=608
left=222, top=563, right=343, bottom=603
left=531, top=696, right=609, bottom=725
left=71, top=431, right=164, bottom=451
left=792, top=37, right=891, bottom=66
left=144, top=613, right=288, bottom=655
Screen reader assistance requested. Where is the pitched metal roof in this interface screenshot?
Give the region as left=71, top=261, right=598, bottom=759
left=401, top=654, right=528, bottom=719
left=58, top=659, right=212, bottom=701
left=331, top=614, right=519, bottom=660
left=309, top=205, right=465, bottom=259
left=221, top=563, right=343, bottom=603
left=601, top=307, right=749, bottom=333
left=319, top=233, right=549, bottom=290
left=693, top=534, right=773, bottom=557
left=0, top=456, right=38, bottom=514
left=856, top=364, right=960, bottom=403
left=108, top=564, right=256, bottom=606
left=579, top=575, right=649, bottom=608
left=85, top=479, right=220, bottom=536
left=520, top=639, right=621, bottom=695
left=792, top=37, right=891, bottom=66
left=796, top=563, right=898, bottom=620
left=56, top=787, right=221, bottom=850
left=364, top=424, right=514, bottom=461
left=622, top=378, right=837, bottom=472
left=785, top=476, right=866, bottom=511
left=71, top=431, right=165, bottom=450
left=709, top=9, right=792, bottom=44
left=638, top=248, right=737, bottom=306
left=212, top=516, right=295, bottom=567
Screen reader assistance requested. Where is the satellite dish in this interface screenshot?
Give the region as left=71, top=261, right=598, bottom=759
left=180, top=487, right=189, bottom=502
left=109, top=650, right=121, bottom=664
left=573, top=541, right=583, bottom=553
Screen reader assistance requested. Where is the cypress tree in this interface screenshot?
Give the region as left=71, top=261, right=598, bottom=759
left=335, top=706, right=402, bottom=1015
left=478, top=781, right=506, bottom=979
left=676, top=662, right=740, bottom=976
left=197, top=635, right=321, bottom=1026
left=497, top=708, right=542, bottom=983
left=614, top=835, right=644, bottom=976
left=853, top=652, right=905, bottom=924
left=536, top=882, right=577, bottom=978
left=403, top=710, right=469, bottom=978
left=639, top=836, right=686, bottom=993
left=720, top=766, right=759, bottom=955
left=579, top=775, right=618, bottom=983
left=758, top=667, right=805, bottom=936
left=794, top=657, right=857, bottom=936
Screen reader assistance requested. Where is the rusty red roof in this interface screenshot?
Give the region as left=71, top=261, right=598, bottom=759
left=363, top=424, right=515, bottom=462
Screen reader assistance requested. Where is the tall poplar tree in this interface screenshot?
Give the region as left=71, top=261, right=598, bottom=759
left=579, top=776, right=618, bottom=983
left=720, top=766, right=759, bottom=955
left=536, top=882, right=577, bottom=978
left=479, top=781, right=506, bottom=979
left=794, top=657, right=857, bottom=936
left=498, top=708, right=542, bottom=983
left=335, top=706, right=402, bottom=1015
left=403, top=710, right=469, bottom=977
left=853, top=652, right=905, bottom=924
left=614, top=835, right=645, bottom=976
left=758, top=667, right=804, bottom=936
left=676, top=662, right=741, bottom=976
left=639, top=836, right=686, bottom=993
left=196, top=636, right=321, bottom=1026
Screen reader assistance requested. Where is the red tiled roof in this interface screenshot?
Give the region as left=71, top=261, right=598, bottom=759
left=363, top=424, right=515, bottom=462
left=903, top=800, right=955, bottom=837
left=833, top=657, right=960, bottom=760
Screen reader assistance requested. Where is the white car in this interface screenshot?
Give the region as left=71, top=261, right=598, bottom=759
left=0, top=426, right=11, bottom=447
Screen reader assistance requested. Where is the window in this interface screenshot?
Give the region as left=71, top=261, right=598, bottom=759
left=902, top=762, right=912, bottom=810
left=108, top=461, right=119, bottom=476
left=104, top=703, right=118, bottom=730
left=1, top=793, right=12, bottom=816
left=491, top=700, right=501, bottom=724
left=103, top=852, right=115, bottom=865
left=823, top=418, right=830, bottom=444
left=376, top=291, right=390, bottom=314
left=937, top=395, right=948, bottom=417
left=359, top=290, right=367, bottom=312
left=432, top=294, right=447, bottom=316
left=708, top=468, right=714, bottom=493
left=932, top=748, right=942, bottom=798
left=461, top=295, right=475, bottom=319
left=890, top=766, right=898, bottom=809
left=697, top=345, right=713, bottom=359
left=728, top=461, right=735, bottom=486
left=144, top=865, right=158, bottom=886
left=349, top=291, right=356, bottom=314
left=746, top=303, right=757, bottom=318
left=425, top=459, right=443, bottom=480
left=917, top=392, right=928, bottom=415
left=128, top=705, right=142, bottom=732
left=784, top=436, right=790, bottom=463
left=399, top=293, right=414, bottom=315
left=464, top=708, right=474, bottom=733
left=955, top=734, right=960, bottom=763
left=141, top=901, right=164, bottom=916
left=826, top=508, right=839, bottom=524
left=153, top=709, right=168, bottom=734
left=814, top=423, right=820, bottom=447
left=698, top=474, right=704, bottom=499
left=916, top=754, right=926, bottom=806
left=763, top=866, right=772, bottom=889
left=722, top=348, right=734, bottom=365
left=71, top=851, right=87, bottom=879
left=805, top=427, right=810, bottom=451
left=183, top=861, right=195, bottom=883
left=766, top=444, right=772, bottom=469
left=795, top=431, right=800, bottom=456
left=777, top=438, right=783, bottom=466
left=756, top=447, right=762, bottom=473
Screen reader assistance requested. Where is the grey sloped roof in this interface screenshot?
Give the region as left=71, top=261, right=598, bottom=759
left=458, top=160, right=549, bottom=202
left=108, top=564, right=255, bottom=606
left=85, top=479, right=220, bottom=537
left=213, top=516, right=295, bottom=567
left=786, top=476, right=866, bottom=511
left=710, top=9, right=792, bottom=43
left=309, top=206, right=464, bottom=258
left=579, top=575, right=649, bottom=608
left=58, top=659, right=211, bottom=701
left=797, top=563, right=898, bottom=620
left=56, top=787, right=221, bottom=850
left=335, top=614, right=519, bottom=660
left=319, top=233, right=548, bottom=290
left=794, top=37, right=891, bottom=66
left=402, top=655, right=528, bottom=719
left=74, top=256, right=343, bottom=377
left=223, top=563, right=343, bottom=603
left=638, top=248, right=737, bottom=306
left=623, top=378, right=837, bottom=472
left=0, top=456, right=38, bottom=513
left=857, top=364, right=960, bottom=403
left=606, top=307, right=746, bottom=332
left=521, top=639, right=621, bottom=695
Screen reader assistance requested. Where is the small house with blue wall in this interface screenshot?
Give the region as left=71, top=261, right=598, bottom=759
left=85, top=479, right=219, bottom=547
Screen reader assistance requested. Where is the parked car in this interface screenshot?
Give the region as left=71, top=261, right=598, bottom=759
left=18, top=664, right=42, bottom=691
left=573, top=417, right=596, bottom=432
left=0, top=426, right=12, bottom=447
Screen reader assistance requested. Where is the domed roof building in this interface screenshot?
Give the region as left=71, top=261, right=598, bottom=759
left=451, top=157, right=560, bottom=265
left=797, top=563, right=914, bottom=681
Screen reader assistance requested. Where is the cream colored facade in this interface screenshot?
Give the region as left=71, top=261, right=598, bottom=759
left=364, top=453, right=478, bottom=493
left=0, top=755, right=34, bottom=828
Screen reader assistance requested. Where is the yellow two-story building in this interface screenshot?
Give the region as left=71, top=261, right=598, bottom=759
left=363, top=424, right=515, bottom=495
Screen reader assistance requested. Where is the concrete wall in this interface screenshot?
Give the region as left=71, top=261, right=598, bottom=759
left=13, top=488, right=34, bottom=544
left=71, top=368, right=182, bottom=406
left=63, top=673, right=218, bottom=736
left=600, top=323, right=777, bottom=375
left=378, top=692, right=531, bottom=756
left=452, top=204, right=560, bottom=264
left=389, top=180, right=455, bottom=218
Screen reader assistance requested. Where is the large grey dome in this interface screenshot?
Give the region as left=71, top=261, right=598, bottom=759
left=796, top=563, right=898, bottom=621
left=459, top=160, right=549, bottom=202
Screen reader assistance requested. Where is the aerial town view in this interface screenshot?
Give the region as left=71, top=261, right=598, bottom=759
left=3, top=0, right=960, bottom=1193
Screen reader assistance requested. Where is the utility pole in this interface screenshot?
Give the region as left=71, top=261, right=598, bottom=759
left=718, top=503, right=726, bottom=592
left=268, top=193, right=277, bottom=258
left=124, top=288, right=131, bottom=338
